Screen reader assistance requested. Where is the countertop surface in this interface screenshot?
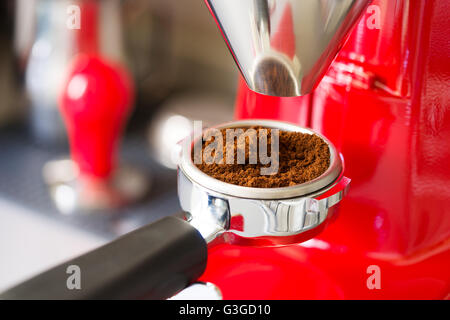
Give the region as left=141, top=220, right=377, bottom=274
left=0, top=128, right=181, bottom=291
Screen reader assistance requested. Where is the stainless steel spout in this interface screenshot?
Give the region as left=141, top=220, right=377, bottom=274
left=206, top=0, right=370, bottom=96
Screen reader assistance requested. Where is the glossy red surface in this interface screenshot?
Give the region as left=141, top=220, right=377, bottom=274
left=234, top=76, right=311, bottom=126
left=201, top=0, right=450, bottom=299
left=59, top=55, right=134, bottom=179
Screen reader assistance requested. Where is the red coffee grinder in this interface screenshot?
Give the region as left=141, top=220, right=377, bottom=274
left=201, top=0, right=450, bottom=299
left=2, top=0, right=448, bottom=300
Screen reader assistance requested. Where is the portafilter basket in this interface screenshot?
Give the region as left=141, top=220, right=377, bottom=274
left=0, top=120, right=350, bottom=300
left=178, top=119, right=350, bottom=245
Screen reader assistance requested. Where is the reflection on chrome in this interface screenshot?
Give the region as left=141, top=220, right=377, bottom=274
left=206, top=0, right=370, bottom=96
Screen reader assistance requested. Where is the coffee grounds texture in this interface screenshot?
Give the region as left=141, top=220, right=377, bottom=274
left=193, top=126, right=330, bottom=188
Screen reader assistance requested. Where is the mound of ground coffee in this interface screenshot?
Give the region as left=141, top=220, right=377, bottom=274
left=193, top=126, right=330, bottom=188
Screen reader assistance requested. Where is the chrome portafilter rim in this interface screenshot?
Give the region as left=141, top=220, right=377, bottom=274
left=179, top=119, right=343, bottom=200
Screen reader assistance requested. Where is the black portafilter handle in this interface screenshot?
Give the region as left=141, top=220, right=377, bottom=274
left=0, top=216, right=207, bottom=300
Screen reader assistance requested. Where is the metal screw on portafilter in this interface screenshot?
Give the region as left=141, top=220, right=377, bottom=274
left=177, top=119, right=351, bottom=246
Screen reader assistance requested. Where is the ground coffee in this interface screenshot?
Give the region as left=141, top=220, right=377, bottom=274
left=194, top=126, right=330, bottom=188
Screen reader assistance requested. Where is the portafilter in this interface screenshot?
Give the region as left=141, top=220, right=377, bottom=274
left=0, top=120, right=350, bottom=300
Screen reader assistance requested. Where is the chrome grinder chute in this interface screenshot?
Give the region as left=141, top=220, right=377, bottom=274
left=205, top=0, right=371, bottom=96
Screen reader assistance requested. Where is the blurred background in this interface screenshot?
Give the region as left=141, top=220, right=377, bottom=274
left=0, top=0, right=236, bottom=291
